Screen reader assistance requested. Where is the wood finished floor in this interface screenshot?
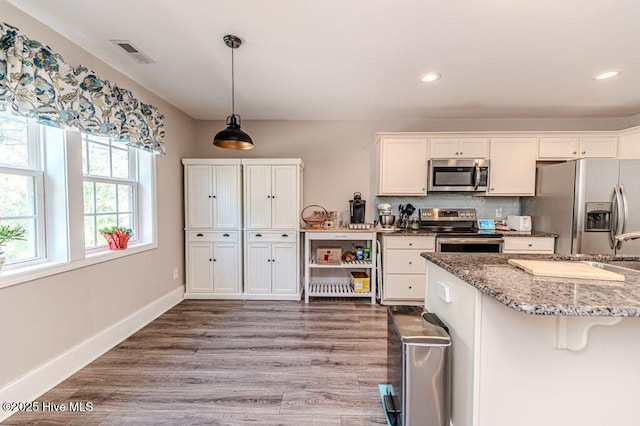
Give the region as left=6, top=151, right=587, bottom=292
left=5, top=300, right=389, bottom=425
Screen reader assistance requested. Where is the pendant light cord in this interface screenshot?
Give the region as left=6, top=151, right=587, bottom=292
left=231, top=46, right=235, bottom=116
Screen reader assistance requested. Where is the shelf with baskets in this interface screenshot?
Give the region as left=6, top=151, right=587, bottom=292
left=303, top=230, right=377, bottom=304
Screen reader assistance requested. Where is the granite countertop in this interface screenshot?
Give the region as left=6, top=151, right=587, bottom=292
left=421, top=252, right=640, bottom=317
left=380, top=229, right=557, bottom=237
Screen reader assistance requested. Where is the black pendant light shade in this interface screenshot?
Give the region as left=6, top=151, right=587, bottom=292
left=213, top=34, right=254, bottom=150
left=213, top=114, right=253, bottom=150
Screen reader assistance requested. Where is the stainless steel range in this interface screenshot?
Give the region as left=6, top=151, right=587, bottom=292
left=419, top=208, right=504, bottom=253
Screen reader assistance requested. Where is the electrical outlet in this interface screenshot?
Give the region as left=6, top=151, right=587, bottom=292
left=496, top=207, right=503, bottom=218
left=172, top=267, right=178, bottom=280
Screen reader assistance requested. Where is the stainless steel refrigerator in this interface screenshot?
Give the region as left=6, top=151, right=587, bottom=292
left=521, top=159, right=640, bottom=255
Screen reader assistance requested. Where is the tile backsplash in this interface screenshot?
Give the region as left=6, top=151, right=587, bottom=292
left=375, top=193, right=520, bottom=221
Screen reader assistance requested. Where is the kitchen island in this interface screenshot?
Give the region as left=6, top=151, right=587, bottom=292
left=422, top=253, right=640, bottom=426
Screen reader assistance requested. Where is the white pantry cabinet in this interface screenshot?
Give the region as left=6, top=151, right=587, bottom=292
left=185, top=231, right=241, bottom=298
left=430, top=137, right=488, bottom=159
left=243, top=159, right=303, bottom=230
left=244, top=231, right=299, bottom=299
left=376, top=136, right=428, bottom=196
left=183, top=159, right=241, bottom=229
left=487, top=138, right=537, bottom=196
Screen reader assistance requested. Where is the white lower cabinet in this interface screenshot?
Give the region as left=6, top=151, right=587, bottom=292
left=381, top=235, right=435, bottom=305
left=185, top=231, right=242, bottom=299
left=244, top=231, right=300, bottom=300
left=502, top=236, right=555, bottom=254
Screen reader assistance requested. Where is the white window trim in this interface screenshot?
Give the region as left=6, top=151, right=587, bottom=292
left=0, top=125, right=158, bottom=290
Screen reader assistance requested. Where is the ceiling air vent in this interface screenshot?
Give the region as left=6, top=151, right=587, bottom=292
left=110, top=40, right=155, bottom=64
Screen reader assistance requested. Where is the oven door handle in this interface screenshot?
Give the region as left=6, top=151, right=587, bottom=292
left=436, top=237, right=504, bottom=245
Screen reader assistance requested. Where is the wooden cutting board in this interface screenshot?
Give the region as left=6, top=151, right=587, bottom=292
left=508, top=259, right=625, bottom=282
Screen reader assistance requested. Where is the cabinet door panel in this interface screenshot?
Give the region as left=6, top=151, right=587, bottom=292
left=488, top=138, right=537, bottom=196
left=379, top=138, right=428, bottom=195
left=213, top=165, right=240, bottom=229
left=430, top=138, right=459, bottom=158
left=187, top=242, right=214, bottom=293
left=245, top=243, right=272, bottom=294
left=245, top=165, right=272, bottom=229
left=213, top=243, right=240, bottom=294
left=385, top=250, right=427, bottom=274
left=579, top=137, right=617, bottom=158
left=538, top=137, right=578, bottom=159
left=272, top=243, right=298, bottom=294
left=272, top=165, right=298, bottom=229
left=458, top=138, right=488, bottom=158
left=186, top=165, right=213, bottom=228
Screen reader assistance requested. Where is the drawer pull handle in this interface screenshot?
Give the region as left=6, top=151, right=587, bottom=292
left=223, top=233, right=230, bottom=237
left=256, top=234, right=262, bottom=237
left=196, top=233, right=204, bottom=237
left=281, top=234, right=289, bottom=237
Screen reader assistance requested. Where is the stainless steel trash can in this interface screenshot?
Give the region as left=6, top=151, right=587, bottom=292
left=384, top=305, right=451, bottom=426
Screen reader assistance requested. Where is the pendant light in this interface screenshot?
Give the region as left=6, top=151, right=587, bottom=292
left=213, top=34, right=253, bottom=150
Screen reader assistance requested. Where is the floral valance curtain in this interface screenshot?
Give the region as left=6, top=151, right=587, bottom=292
left=0, top=22, right=165, bottom=154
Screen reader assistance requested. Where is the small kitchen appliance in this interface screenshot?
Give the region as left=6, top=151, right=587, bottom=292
left=377, top=203, right=395, bottom=228
left=350, top=192, right=366, bottom=224
left=506, top=215, right=532, bottom=232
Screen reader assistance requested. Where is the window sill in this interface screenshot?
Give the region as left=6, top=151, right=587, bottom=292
left=0, top=242, right=158, bottom=290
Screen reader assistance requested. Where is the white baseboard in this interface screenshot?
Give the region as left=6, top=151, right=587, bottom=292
left=0, top=286, right=184, bottom=422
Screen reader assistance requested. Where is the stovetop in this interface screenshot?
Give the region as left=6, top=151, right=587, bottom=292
left=418, top=208, right=502, bottom=238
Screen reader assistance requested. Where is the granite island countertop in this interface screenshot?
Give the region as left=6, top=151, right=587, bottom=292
left=421, top=253, right=640, bottom=316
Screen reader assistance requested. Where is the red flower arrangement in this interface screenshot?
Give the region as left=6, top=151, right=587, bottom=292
left=99, top=226, right=133, bottom=250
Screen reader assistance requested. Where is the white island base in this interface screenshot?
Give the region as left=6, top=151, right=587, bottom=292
left=426, top=263, right=640, bottom=426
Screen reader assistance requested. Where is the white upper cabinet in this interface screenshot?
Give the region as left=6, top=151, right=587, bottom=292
left=430, top=137, right=488, bottom=159
left=538, top=137, right=617, bottom=159
left=487, top=138, right=537, bottom=196
left=578, top=137, right=617, bottom=158
left=183, top=159, right=241, bottom=229
left=618, top=128, right=640, bottom=158
left=377, top=136, right=428, bottom=196
left=243, top=159, right=303, bottom=230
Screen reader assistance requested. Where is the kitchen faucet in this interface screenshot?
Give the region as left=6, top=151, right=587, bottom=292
left=615, top=232, right=640, bottom=242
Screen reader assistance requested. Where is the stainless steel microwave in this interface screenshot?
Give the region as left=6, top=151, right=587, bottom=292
left=428, top=159, right=490, bottom=192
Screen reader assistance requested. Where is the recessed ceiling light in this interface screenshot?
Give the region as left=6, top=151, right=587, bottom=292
left=593, top=70, right=622, bottom=80
left=420, top=72, right=441, bottom=83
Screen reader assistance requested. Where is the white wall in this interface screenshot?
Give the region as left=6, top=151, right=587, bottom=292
left=0, top=2, right=196, bottom=389
left=194, top=116, right=639, bottom=222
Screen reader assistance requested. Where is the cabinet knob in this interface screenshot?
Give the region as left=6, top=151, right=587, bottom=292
left=573, top=151, right=577, bottom=154
left=455, top=152, right=459, bottom=155
left=491, top=187, right=495, bottom=191
left=272, top=195, right=276, bottom=199
left=223, top=233, right=230, bottom=237
left=528, top=243, right=533, bottom=247
left=267, top=259, right=271, bottom=262
left=459, top=151, right=463, bottom=155
left=582, top=151, right=586, bottom=154
left=267, top=195, right=271, bottom=198
left=208, top=195, right=212, bottom=198
left=213, top=258, right=217, bottom=262
left=408, top=261, right=412, bottom=265
left=409, top=286, right=412, bottom=289
left=272, top=258, right=276, bottom=262
left=409, top=243, right=413, bottom=246
left=209, top=258, right=212, bottom=262
left=196, top=233, right=204, bottom=237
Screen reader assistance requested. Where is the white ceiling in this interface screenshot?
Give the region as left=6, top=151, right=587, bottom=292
left=7, top=0, right=640, bottom=121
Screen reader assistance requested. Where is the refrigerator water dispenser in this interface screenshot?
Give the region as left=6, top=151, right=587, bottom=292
left=585, top=202, right=612, bottom=232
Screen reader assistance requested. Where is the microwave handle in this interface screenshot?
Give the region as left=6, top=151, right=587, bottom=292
left=473, top=162, right=480, bottom=191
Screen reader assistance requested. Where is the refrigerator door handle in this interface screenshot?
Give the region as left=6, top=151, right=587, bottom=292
left=610, top=185, right=621, bottom=249
left=618, top=184, right=629, bottom=249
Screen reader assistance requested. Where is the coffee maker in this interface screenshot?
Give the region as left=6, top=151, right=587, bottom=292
left=349, top=192, right=366, bottom=223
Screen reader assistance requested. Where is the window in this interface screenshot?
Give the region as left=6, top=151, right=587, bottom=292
left=0, top=112, right=45, bottom=267
left=82, top=134, right=138, bottom=250
left=0, top=112, right=156, bottom=288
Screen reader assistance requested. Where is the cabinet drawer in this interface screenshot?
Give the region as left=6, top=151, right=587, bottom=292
left=385, top=274, right=425, bottom=300
left=503, top=237, right=554, bottom=253
left=384, top=236, right=435, bottom=250
left=247, top=231, right=297, bottom=243
left=188, top=231, right=238, bottom=242
left=385, top=250, right=427, bottom=274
